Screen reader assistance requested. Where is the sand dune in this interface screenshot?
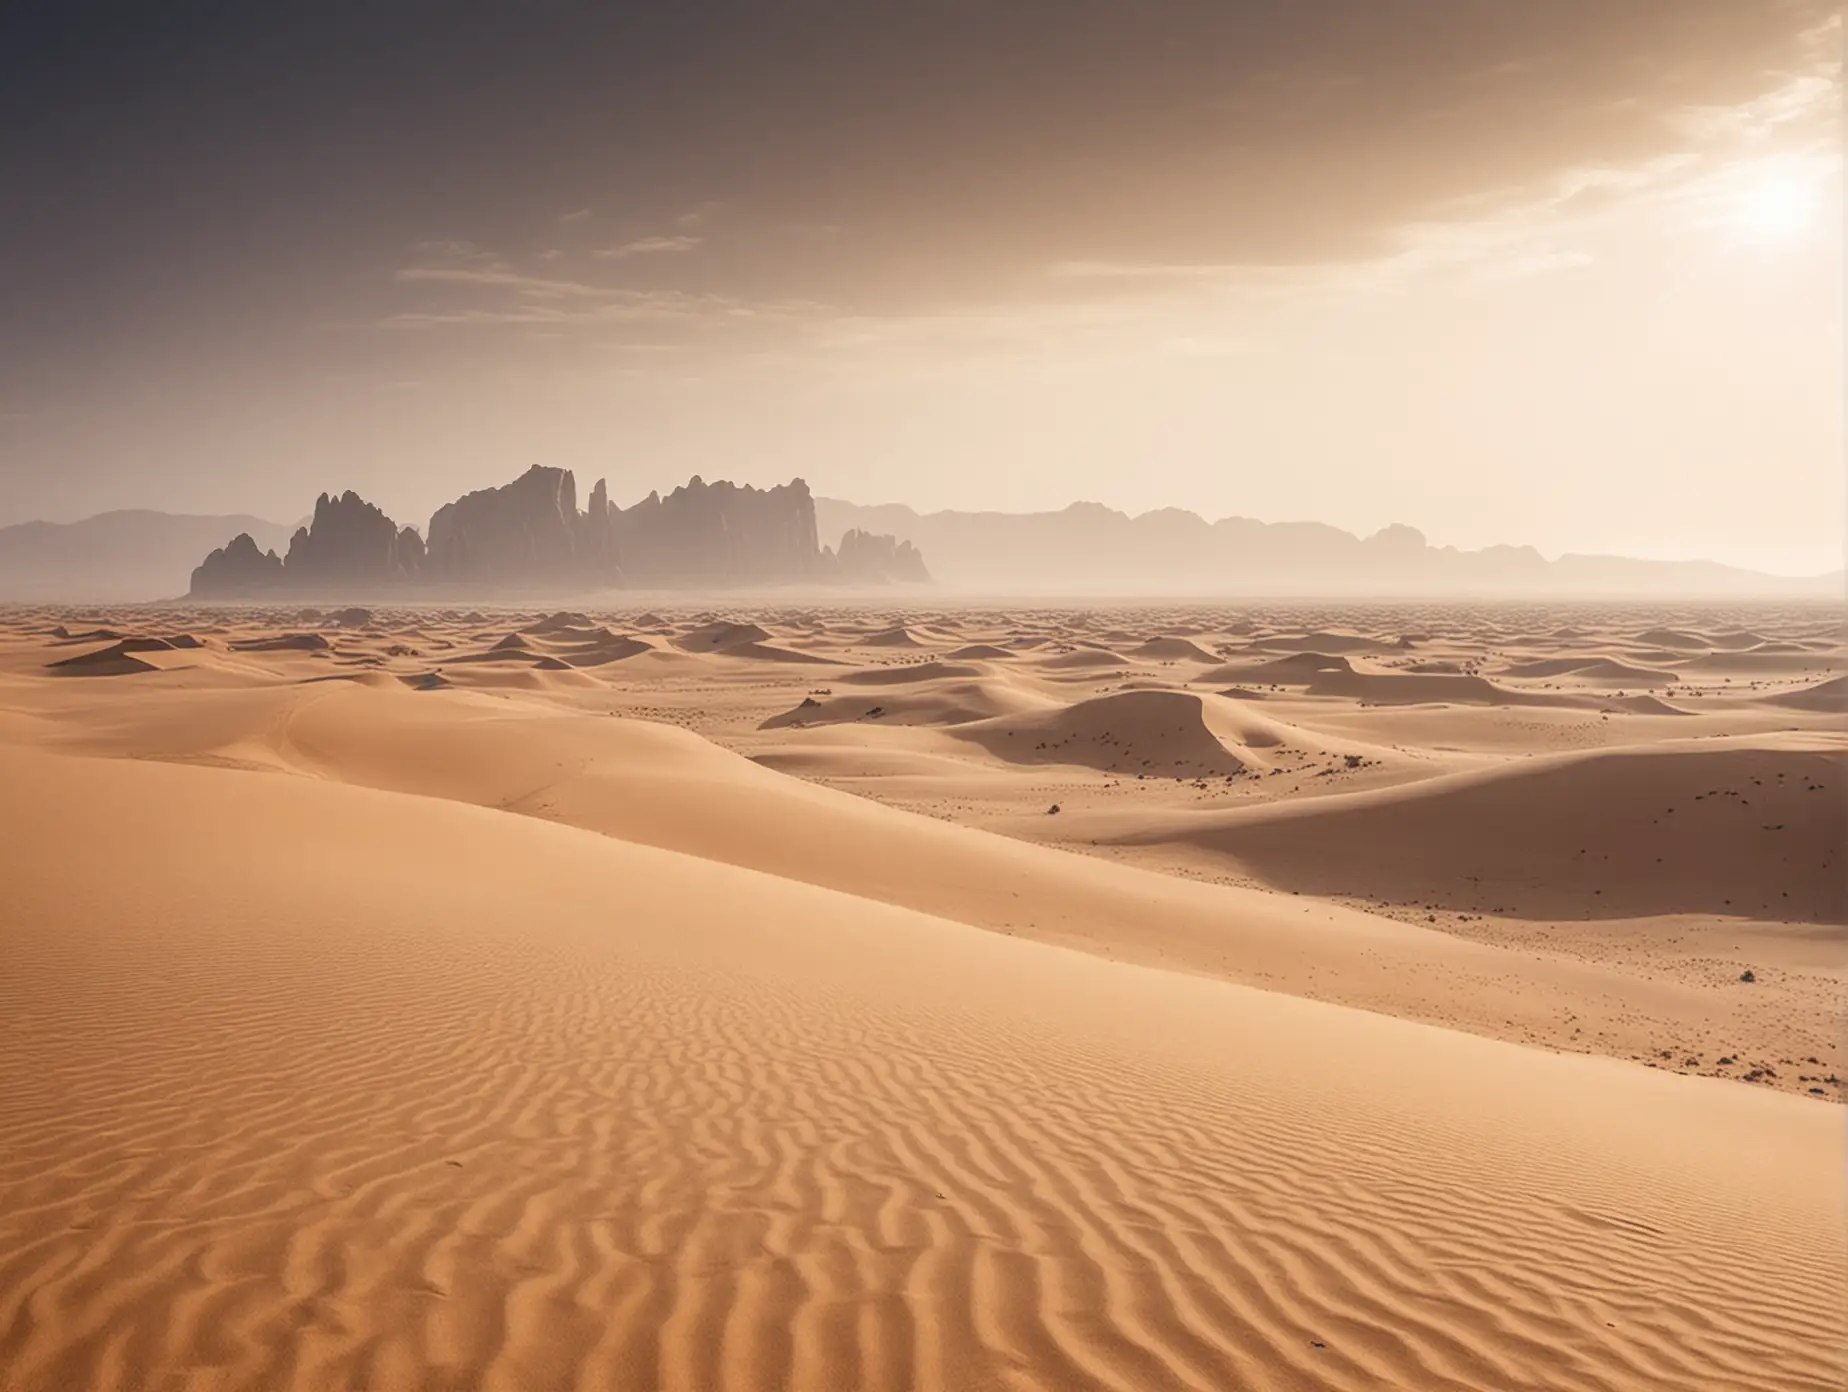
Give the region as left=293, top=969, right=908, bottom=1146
left=863, top=625, right=927, bottom=647
left=229, top=631, right=333, bottom=652
left=550, top=633, right=656, bottom=666
left=1247, top=631, right=1389, bottom=654
left=1, top=744, right=1841, bottom=1392
left=715, top=639, right=841, bottom=664
left=1202, top=653, right=1571, bottom=707
left=44, top=642, right=166, bottom=677
left=1198, top=652, right=1355, bottom=684
left=441, top=645, right=566, bottom=667
left=1767, top=674, right=1848, bottom=713
left=10, top=674, right=1719, bottom=1069
left=1037, top=647, right=1130, bottom=670
left=0, top=598, right=1842, bottom=1392
left=1128, top=636, right=1220, bottom=662
left=762, top=679, right=1041, bottom=728
left=1304, top=667, right=1562, bottom=706
left=1604, top=693, right=1693, bottom=716
left=672, top=620, right=773, bottom=651
left=1673, top=649, right=1844, bottom=675
left=952, top=689, right=1259, bottom=777
left=1079, top=735, right=1846, bottom=922
left=839, top=660, right=988, bottom=685
left=1501, top=656, right=1679, bottom=685
left=522, top=609, right=595, bottom=633
left=1634, top=627, right=1711, bottom=649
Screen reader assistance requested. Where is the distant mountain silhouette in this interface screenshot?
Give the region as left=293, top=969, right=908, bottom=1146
left=5, top=492, right=1831, bottom=602
left=816, top=499, right=1840, bottom=597
left=0, top=510, right=296, bottom=601
left=190, top=468, right=932, bottom=598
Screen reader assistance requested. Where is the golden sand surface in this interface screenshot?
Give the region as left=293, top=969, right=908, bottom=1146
left=0, top=599, right=1841, bottom=1391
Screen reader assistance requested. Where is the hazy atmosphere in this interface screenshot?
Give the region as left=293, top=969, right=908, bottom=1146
left=2, top=0, right=1840, bottom=574
left=3, top=8, right=1844, bottom=1391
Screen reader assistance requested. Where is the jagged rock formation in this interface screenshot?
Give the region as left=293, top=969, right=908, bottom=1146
left=283, top=491, right=425, bottom=589
left=611, top=476, right=823, bottom=585
left=426, top=466, right=605, bottom=586
left=193, top=491, right=423, bottom=597
left=186, top=468, right=927, bottom=597
left=828, top=528, right=931, bottom=584
left=190, top=533, right=285, bottom=597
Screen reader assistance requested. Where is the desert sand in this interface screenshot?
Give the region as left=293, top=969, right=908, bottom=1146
left=0, top=598, right=1842, bottom=1391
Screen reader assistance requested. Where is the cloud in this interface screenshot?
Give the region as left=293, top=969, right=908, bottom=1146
left=408, top=239, right=493, bottom=262
left=395, top=264, right=616, bottom=300
left=592, top=235, right=702, bottom=259
left=675, top=203, right=726, bottom=230
left=375, top=2, right=1841, bottom=362
left=383, top=245, right=819, bottom=334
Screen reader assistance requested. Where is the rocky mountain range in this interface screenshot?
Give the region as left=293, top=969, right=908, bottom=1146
left=814, top=499, right=1840, bottom=598
left=0, top=510, right=299, bottom=602
left=1, top=486, right=1828, bottom=602
left=189, top=468, right=930, bottom=599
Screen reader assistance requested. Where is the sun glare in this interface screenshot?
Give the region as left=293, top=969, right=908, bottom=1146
left=1732, top=163, right=1822, bottom=244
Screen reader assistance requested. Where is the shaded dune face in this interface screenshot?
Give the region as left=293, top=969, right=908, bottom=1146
left=838, top=661, right=988, bottom=686
left=863, top=625, right=926, bottom=647
left=43, top=641, right=163, bottom=676
left=1103, top=742, right=1846, bottom=922
left=1198, top=652, right=1355, bottom=684
left=1200, top=652, right=1586, bottom=707
left=953, top=690, right=1255, bottom=776
left=1767, top=675, right=1848, bottom=712
left=762, top=679, right=1040, bottom=730
left=1499, top=656, right=1679, bottom=684
left=1128, top=636, right=1220, bottom=663
left=673, top=621, right=773, bottom=651
left=1036, top=647, right=1131, bottom=670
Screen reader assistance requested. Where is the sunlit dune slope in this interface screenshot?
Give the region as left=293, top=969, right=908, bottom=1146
left=0, top=744, right=1840, bottom=1392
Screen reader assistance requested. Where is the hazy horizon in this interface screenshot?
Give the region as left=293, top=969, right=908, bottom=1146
left=10, top=471, right=1843, bottom=582
left=3, top=1, right=1841, bottom=574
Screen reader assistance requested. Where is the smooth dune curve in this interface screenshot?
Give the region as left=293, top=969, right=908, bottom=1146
left=0, top=744, right=1840, bottom=1392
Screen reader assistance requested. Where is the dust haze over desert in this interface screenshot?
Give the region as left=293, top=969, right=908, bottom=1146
left=0, top=5, right=1843, bottom=1392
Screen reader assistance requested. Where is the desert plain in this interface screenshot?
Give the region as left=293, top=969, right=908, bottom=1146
left=0, top=597, right=1841, bottom=1392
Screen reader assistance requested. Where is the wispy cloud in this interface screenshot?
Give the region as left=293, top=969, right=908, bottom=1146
left=592, top=235, right=702, bottom=259
left=384, top=244, right=817, bottom=333
left=395, top=264, right=617, bottom=299
left=675, top=202, right=725, bottom=230
left=382, top=294, right=804, bottom=329
left=409, top=238, right=493, bottom=262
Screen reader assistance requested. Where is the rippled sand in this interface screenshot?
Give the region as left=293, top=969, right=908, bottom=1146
left=1, top=599, right=1841, bottom=1391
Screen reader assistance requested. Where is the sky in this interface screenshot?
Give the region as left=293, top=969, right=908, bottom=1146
left=1, top=0, right=1841, bottom=574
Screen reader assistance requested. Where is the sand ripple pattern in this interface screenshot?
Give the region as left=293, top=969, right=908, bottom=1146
left=0, top=753, right=1841, bottom=1392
